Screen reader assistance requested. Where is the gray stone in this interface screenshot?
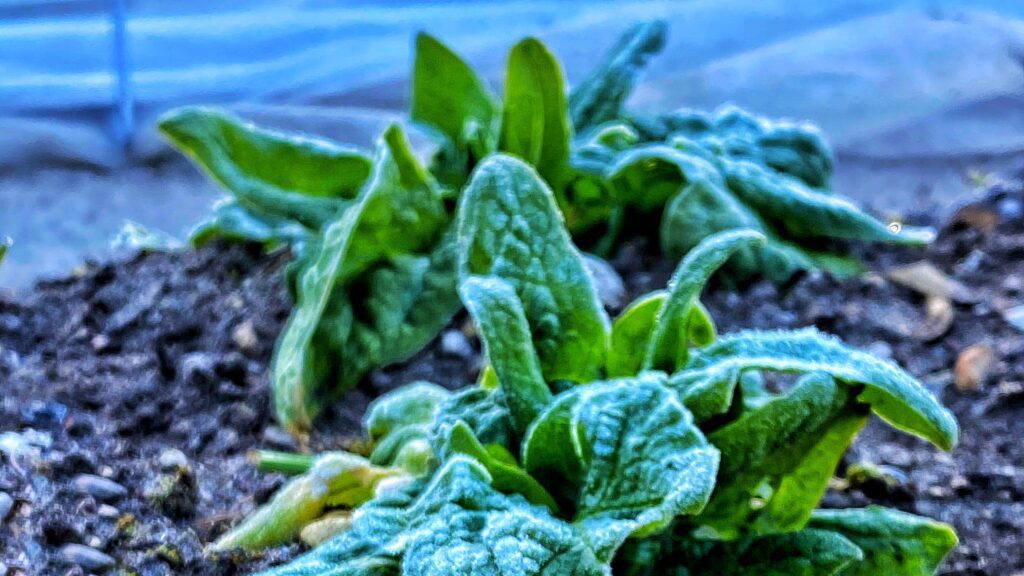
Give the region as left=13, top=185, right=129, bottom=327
left=157, top=448, right=189, bottom=472
left=178, top=352, right=218, bottom=391
left=439, top=330, right=474, bottom=359
left=97, top=504, right=120, bottom=519
left=865, top=340, right=894, bottom=360
left=0, top=491, right=13, bottom=521
left=1004, top=305, right=1024, bottom=333
left=60, top=544, right=115, bottom=572
left=71, top=474, right=127, bottom=501
left=997, top=196, right=1023, bottom=220
left=583, top=254, right=626, bottom=311
left=261, top=426, right=299, bottom=451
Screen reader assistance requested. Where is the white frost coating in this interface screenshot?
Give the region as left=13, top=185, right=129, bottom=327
left=524, top=374, right=720, bottom=562
left=671, top=327, right=958, bottom=450
left=258, top=457, right=607, bottom=576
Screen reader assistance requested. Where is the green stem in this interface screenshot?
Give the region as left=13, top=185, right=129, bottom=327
left=250, top=450, right=315, bottom=475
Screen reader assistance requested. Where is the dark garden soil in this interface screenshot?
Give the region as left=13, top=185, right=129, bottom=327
left=1, top=182, right=1023, bottom=575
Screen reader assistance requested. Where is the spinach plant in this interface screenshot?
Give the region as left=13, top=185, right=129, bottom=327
left=163, top=113, right=461, bottom=433
left=218, top=156, right=957, bottom=575
left=160, top=21, right=934, bottom=434
left=412, top=21, right=934, bottom=282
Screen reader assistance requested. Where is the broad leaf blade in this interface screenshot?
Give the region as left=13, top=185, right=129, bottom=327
left=524, top=374, right=719, bottom=562
left=809, top=507, right=958, bottom=576
left=272, top=125, right=448, bottom=432
left=607, top=291, right=665, bottom=378
left=660, top=178, right=808, bottom=284
left=260, top=457, right=606, bottom=576
left=724, top=159, right=933, bottom=245
left=569, top=19, right=668, bottom=134
left=697, top=373, right=868, bottom=537
left=675, top=529, right=863, bottom=575
left=671, top=328, right=958, bottom=450
left=499, top=38, right=571, bottom=189
left=365, top=381, right=451, bottom=443
left=159, top=107, right=370, bottom=230
left=609, top=144, right=723, bottom=212
left=412, top=33, right=498, bottom=146
left=432, top=386, right=516, bottom=453
left=457, top=154, right=610, bottom=383
left=445, top=421, right=558, bottom=511
left=459, top=276, right=551, bottom=434
left=643, top=229, right=765, bottom=371
left=190, top=199, right=310, bottom=248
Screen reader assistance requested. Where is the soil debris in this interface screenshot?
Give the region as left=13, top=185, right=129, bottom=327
left=2, top=181, right=1023, bottom=574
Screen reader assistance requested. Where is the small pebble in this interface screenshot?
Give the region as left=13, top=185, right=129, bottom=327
left=232, top=319, right=259, bottom=354
left=91, top=334, right=111, bottom=352
left=582, top=254, right=626, bottom=310
left=1003, top=305, right=1024, bottom=332
left=20, top=400, right=68, bottom=429
left=157, top=448, right=189, bottom=472
left=997, top=381, right=1024, bottom=401
left=439, top=330, right=474, bottom=359
left=0, top=491, right=13, bottom=521
left=60, top=544, right=115, bottom=571
left=997, top=196, right=1023, bottom=220
left=865, top=340, right=893, bottom=360
left=97, top=504, right=120, bottom=519
left=262, top=426, right=299, bottom=451
left=72, top=474, right=127, bottom=501
left=178, top=352, right=218, bottom=390
left=1002, top=274, right=1023, bottom=295
left=0, top=429, right=52, bottom=458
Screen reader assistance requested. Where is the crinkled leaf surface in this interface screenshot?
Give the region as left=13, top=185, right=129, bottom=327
left=459, top=276, right=551, bottom=434
left=661, top=178, right=864, bottom=284
left=670, top=328, right=958, bottom=450
left=808, top=507, right=957, bottom=576
left=272, top=125, right=449, bottom=432
left=608, top=145, right=830, bottom=285
left=315, top=234, right=461, bottom=429
left=365, top=381, right=450, bottom=468
left=259, top=457, right=606, bottom=576
left=366, top=381, right=451, bottom=443
left=499, top=38, right=571, bottom=190
left=697, top=374, right=868, bottom=538
left=673, top=529, right=863, bottom=576
left=457, top=154, right=609, bottom=383
left=609, top=144, right=723, bottom=212
left=569, top=19, right=667, bottom=134
left=523, top=374, right=719, bottom=562
left=432, top=386, right=516, bottom=454
left=627, top=105, right=834, bottom=189
left=159, top=107, right=370, bottom=231
left=722, top=159, right=933, bottom=245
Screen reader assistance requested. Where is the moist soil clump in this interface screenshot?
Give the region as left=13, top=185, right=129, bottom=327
left=2, top=184, right=1022, bottom=575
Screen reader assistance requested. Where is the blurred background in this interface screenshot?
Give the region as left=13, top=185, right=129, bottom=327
left=1, top=0, right=1023, bottom=289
